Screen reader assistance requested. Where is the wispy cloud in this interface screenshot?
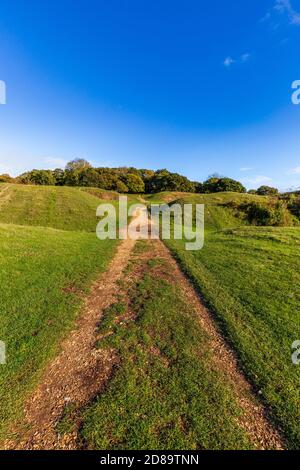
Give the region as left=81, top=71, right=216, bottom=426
left=274, top=0, right=300, bottom=25
left=240, top=53, right=251, bottom=63
left=223, top=53, right=251, bottom=68
left=286, top=166, right=300, bottom=175
left=261, top=0, right=300, bottom=27
left=223, top=57, right=235, bottom=67
left=242, top=175, right=273, bottom=186
left=240, top=167, right=254, bottom=172
left=45, top=157, right=67, bottom=169
left=259, top=12, right=272, bottom=23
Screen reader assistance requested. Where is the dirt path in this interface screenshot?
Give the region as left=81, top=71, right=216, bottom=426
left=153, top=240, right=284, bottom=450
left=4, top=236, right=136, bottom=450
left=4, top=219, right=284, bottom=449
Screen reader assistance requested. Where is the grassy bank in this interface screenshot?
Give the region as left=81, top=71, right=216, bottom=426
left=166, top=227, right=300, bottom=448
left=0, top=184, right=120, bottom=232
left=0, top=223, right=117, bottom=440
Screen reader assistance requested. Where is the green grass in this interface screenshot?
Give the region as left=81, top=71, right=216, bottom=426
left=0, top=223, right=117, bottom=440
left=1, top=186, right=298, bottom=448
left=0, top=184, right=121, bottom=232
left=80, top=244, right=253, bottom=450
left=145, top=191, right=271, bottom=231
left=166, top=226, right=300, bottom=448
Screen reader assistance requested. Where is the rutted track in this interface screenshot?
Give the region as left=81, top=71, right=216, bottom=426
left=3, top=230, right=284, bottom=449
left=4, top=237, right=136, bottom=449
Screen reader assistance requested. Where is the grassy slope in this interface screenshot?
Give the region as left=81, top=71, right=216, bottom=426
left=81, top=243, right=252, bottom=450
left=158, top=192, right=300, bottom=448
left=0, top=223, right=117, bottom=440
left=0, top=184, right=120, bottom=232
left=1, top=186, right=299, bottom=447
left=146, top=191, right=270, bottom=232
left=0, top=184, right=122, bottom=439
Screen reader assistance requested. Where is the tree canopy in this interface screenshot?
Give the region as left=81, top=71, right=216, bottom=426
left=2, top=160, right=269, bottom=195
left=256, top=185, right=279, bottom=196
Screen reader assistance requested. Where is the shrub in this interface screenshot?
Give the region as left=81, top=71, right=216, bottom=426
left=52, top=168, right=66, bottom=186
left=256, top=185, right=279, bottom=196
left=77, top=168, right=102, bottom=187
left=124, top=173, right=145, bottom=193
left=65, top=158, right=91, bottom=172
left=287, top=196, right=300, bottom=220
left=194, top=182, right=204, bottom=193
left=0, top=174, right=14, bottom=183
left=115, top=180, right=129, bottom=193
left=147, top=170, right=195, bottom=193
left=243, top=201, right=295, bottom=226
left=17, top=170, right=55, bottom=186
left=203, top=177, right=246, bottom=194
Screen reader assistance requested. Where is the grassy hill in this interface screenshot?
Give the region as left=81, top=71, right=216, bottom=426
left=1, top=185, right=299, bottom=448
left=158, top=192, right=300, bottom=448
left=0, top=184, right=121, bottom=232
left=147, top=191, right=298, bottom=230
left=0, top=223, right=118, bottom=441
left=0, top=184, right=122, bottom=440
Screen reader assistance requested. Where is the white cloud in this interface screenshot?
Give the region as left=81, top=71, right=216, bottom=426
left=240, top=53, right=251, bottom=63
left=286, top=166, right=300, bottom=175
left=240, top=167, right=254, bottom=172
left=44, top=158, right=67, bottom=169
left=223, top=57, right=235, bottom=67
left=242, top=175, right=273, bottom=187
left=259, top=12, right=272, bottom=23
left=275, top=0, right=300, bottom=24
left=223, top=53, right=251, bottom=68
left=262, top=1, right=300, bottom=26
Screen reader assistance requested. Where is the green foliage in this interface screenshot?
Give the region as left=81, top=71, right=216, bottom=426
left=123, top=173, right=145, bottom=193
left=256, top=185, right=279, bottom=196
left=194, top=181, right=204, bottom=193
left=286, top=195, right=300, bottom=220
left=0, top=174, right=14, bottom=183
left=203, top=177, right=246, bottom=194
left=115, top=180, right=129, bottom=193
left=149, top=170, right=195, bottom=193
left=52, top=168, right=66, bottom=186
left=17, top=169, right=55, bottom=186
left=65, top=158, right=91, bottom=172
left=242, top=200, right=296, bottom=227
left=3, top=160, right=250, bottom=195
left=77, top=167, right=103, bottom=187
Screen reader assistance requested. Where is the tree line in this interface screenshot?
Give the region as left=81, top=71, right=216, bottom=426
left=0, top=159, right=279, bottom=195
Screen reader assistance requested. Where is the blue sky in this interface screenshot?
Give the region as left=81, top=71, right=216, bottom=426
left=0, top=0, right=300, bottom=189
